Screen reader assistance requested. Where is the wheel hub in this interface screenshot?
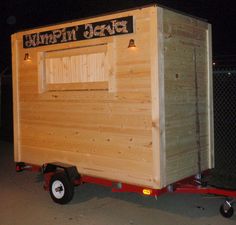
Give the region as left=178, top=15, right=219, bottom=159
left=52, top=180, right=65, bottom=199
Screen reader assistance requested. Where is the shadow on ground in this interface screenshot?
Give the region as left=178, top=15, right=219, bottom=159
left=1, top=141, right=235, bottom=225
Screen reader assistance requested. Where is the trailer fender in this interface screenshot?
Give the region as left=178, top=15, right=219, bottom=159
left=42, top=162, right=81, bottom=191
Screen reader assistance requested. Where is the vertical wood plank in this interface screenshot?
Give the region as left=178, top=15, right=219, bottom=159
left=38, top=52, right=46, bottom=93
left=11, top=34, right=21, bottom=162
left=150, top=6, right=162, bottom=188
left=207, top=24, right=214, bottom=168
left=43, top=47, right=106, bottom=86
left=157, top=7, right=166, bottom=187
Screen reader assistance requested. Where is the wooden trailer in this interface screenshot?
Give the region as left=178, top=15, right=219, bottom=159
left=12, top=4, right=214, bottom=200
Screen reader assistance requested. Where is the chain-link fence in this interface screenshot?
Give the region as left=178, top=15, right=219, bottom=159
left=210, top=67, right=236, bottom=189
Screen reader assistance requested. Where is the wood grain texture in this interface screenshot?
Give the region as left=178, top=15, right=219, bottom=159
left=157, top=7, right=166, bottom=187
left=12, top=6, right=158, bottom=189
left=206, top=24, right=214, bottom=169
left=150, top=6, right=165, bottom=188
left=45, top=45, right=107, bottom=85
left=163, top=9, right=212, bottom=185
left=11, top=5, right=213, bottom=189
left=11, top=35, right=21, bottom=161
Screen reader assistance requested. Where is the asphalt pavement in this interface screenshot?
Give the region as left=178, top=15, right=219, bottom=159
left=0, top=141, right=235, bottom=225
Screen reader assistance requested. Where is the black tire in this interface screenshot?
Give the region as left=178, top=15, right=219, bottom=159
left=49, top=172, right=74, bottom=204
left=220, top=203, right=234, bottom=218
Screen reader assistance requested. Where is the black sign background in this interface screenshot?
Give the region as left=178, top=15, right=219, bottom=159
left=23, top=16, right=133, bottom=48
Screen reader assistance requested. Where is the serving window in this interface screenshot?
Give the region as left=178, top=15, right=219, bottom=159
left=39, top=44, right=109, bottom=92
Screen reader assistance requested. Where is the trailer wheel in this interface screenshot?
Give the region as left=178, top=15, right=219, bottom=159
left=220, top=202, right=234, bottom=218
left=49, top=172, right=74, bottom=204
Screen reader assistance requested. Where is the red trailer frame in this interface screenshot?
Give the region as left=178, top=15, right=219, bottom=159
left=16, top=162, right=236, bottom=218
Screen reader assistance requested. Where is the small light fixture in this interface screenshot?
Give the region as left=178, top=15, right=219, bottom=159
left=143, top=189, right=152, bottom=196
left=128, top=39, right=136, bottom=48
left=24, top=53, right=31, bottom=62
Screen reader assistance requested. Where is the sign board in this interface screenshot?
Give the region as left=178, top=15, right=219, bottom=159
left=23, top=16, right=133, bottom=48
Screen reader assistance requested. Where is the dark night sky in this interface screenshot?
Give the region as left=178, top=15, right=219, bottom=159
left=1, top=0, right=236, bottom=72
